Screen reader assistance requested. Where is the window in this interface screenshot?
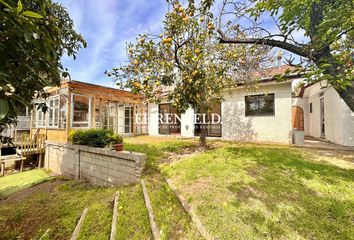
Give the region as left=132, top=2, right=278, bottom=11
left=37, top=109, right=46, bottom=127
left=59, top=95, right=67, bottom=129
left=48, top=97, right=59, bottom=127
left=309, top=103, right=313, bottom=113
left=245, top=93, right=275, bottom=116
left=72, top=94, right=91, bottom=128
left=124, top=106, right=134, bottom=133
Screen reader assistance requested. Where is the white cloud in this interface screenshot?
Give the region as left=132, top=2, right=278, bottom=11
left=57, top=0, right=167, bottom=87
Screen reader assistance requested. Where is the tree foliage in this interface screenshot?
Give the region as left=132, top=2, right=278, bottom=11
left=213, top=0, right=354, bottom=110
left=0, top=0, right=86, bottom=135
left=107, top=0, right=270, bottom=146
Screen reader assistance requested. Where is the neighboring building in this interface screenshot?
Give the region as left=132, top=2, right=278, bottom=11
left=31, top=80, right=148, bottom=143
left=1, top=107, right=31, bottom=143
left=293, top=81, right=354, bottom=146
left=148, top=66, right=299, bottom=144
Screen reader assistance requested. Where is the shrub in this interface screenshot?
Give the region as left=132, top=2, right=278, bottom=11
left=68, top=129, right=123, bottom=148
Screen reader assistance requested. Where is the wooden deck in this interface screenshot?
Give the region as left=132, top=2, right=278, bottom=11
left=0, top=133, right=46, bottom=177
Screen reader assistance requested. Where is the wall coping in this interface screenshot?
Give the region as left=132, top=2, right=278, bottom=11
left=45, top=141, right=146, bottom=164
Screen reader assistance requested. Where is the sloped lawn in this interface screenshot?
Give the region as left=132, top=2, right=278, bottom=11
left=0, top=179, right=122, bottom=240
left=0, top=169, right=52, bottom=199
left=125, top=136, right=202, bottom=239
left=161, top=144, right=354, bottom=240
left=0, top=136, right=200, bottom=240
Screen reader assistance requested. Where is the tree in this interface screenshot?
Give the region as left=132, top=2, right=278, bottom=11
left=0, top=0, right=86, bottom=139
left=205, top=0, right=354, bottom=110
left=107, top=0, right=269, bottom=147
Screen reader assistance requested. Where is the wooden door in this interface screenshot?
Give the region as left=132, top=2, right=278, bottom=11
left=292, top=106, right=304, bottom=131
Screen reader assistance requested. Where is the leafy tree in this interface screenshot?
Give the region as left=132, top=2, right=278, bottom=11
left=107, top=0, right=269, bottom=147
left=0, top=0, right=86, bottom=138
left=206, top=0, right=354, bottom=110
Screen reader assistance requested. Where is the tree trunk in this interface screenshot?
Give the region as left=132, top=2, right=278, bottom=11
left=199, top=126, right=207, bottom=148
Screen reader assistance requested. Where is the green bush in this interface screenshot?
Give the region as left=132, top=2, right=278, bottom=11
left=68, top=129, right=123, bottom=148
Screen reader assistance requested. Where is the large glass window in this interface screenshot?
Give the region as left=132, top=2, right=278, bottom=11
left=245, top=94, right=274, bottom=116
left=158, top=104, right=181, bottom=135
left=72, top=95, right=91, bottom=128
left=48, top=97, right=59, bottom=127
left=194, top=102, right=222, bottom=137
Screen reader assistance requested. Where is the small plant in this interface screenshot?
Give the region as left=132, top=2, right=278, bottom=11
left=108, top=133, right=124, bottom=145
left=68, top=129, right=123, bottom=148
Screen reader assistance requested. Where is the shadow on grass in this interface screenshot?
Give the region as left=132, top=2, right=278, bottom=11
left=225, top=146, right=354, bottom=240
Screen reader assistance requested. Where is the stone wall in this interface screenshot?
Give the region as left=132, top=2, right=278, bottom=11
left=45, top=141, right=146, bottom=186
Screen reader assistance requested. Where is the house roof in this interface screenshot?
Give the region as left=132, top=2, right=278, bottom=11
left=43, top=79, right=142, bottom=104
left=254, top=65, right=296, bottom=78
left=252, top=65, right=300, bottom=81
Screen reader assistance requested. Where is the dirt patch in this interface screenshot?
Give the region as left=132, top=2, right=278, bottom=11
left=247, top=166, right=267, bottom=179
left=163, top=147, right=202, bottom=164
left=301, top=148, right=354, bottom=169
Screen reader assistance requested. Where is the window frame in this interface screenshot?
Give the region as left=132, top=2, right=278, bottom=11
left=124, top=106, right=134, bottom=133
left=47, top=96, right=60, bottom=129
left=37, top=107, right=46, bottom=128
left=245, top=93, right=275, bottom=117
left=71, top=94, right=92, bottom=128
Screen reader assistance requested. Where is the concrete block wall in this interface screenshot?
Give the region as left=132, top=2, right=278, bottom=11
left=45, top=141, right=146, bottom=186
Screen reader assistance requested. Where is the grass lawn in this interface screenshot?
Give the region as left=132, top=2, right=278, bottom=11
left=162, top=143, right=354, bottom=240
left=0, top=136, right=200, bottom=240
left=125, top=136, right=202, bottom=239
left=2, top=136, right=352, bottom=240
left=0, top=179, right=119, bottom=240
left=0, top=169, right=52, bottom=199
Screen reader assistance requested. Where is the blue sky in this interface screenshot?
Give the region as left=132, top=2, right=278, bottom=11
left=57, top=0, right=167, bottom=87
left=57, top=0, right=307, bottom=87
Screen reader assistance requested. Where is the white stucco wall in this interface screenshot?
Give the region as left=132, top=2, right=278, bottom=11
left=299, top=81, right=354, bottom=146
left=343, top=99, right=354, bottom=146
left=147, top=82, right=293, bottom=144
left=222, top=82, right=292, bottom=143
left=148, top=103, right=159, bottom=136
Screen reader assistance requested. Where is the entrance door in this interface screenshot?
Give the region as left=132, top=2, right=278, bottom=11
left=292, top=106, right=304, bottom=131
left=320, top=98, right=325, bottom=138
left=194, top=102, right=222, bottom=137
left=158, top=104, right=181, bottom=135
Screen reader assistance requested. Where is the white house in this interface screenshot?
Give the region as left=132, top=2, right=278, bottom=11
left=148, top=66, right=299, bottom=144
left=293, top=81, right=354, bottom=146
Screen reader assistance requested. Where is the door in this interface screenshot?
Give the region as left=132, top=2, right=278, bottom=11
left=320, top=98, right=325, bottom=137
left=158, top=104, right=181, bottom=135
left=292, top=106, right=304, bottom=131
left=194, top=102, right=222, bottom=137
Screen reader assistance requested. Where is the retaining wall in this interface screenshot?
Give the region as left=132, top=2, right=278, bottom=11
left=44, top=141, right=146, bottom=186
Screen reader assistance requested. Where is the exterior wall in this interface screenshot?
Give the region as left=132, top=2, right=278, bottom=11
left=31, top=129, right=68, bottom=143
left=222, top=82, right=292, bottom=143
left=147, top=82, right=293, bottom=144
left=180, top=108, right=195, bottom=137
left=148, top=103, right=160, bottom=136
left=343, top=99, right=354, bottom=146
left=45, top=141, right=146, bottom=186
left=301, top=82, right=354, bottom=146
